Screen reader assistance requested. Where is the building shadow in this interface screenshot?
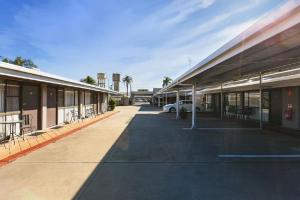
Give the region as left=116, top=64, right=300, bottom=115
left=72, top=104, right=300, bottom=200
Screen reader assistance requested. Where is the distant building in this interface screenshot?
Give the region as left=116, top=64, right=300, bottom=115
left=112, top=73, right=120, bottom=92
left=97, top=73, right=106, bottom=88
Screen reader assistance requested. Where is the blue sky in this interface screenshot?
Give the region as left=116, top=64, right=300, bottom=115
left=0, top=0, right=287, bottom=91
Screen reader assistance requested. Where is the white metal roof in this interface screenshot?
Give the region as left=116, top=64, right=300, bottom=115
left=156, top=66, right=300, bottom=96
left=176, top=66, right=300, bottom=94
left=0, top=61, right=118, bottom=94
left=161, top=0, right=300, bottom=93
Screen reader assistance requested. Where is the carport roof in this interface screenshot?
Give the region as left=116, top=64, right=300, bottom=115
left=0, top=61, right=118, bottom=94
left=160, top=1, right=300, bottom=93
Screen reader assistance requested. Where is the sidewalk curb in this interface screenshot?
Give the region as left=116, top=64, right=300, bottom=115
left=0, top=111, right=120, bottom=167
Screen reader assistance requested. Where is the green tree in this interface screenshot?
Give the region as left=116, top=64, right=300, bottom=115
left=1, top=56, right=38, bottom=68
left=13, top=56, right=25, bottom=66
left=23, top=59, right=37, bottom=68
left=80, top=76, right=96, bottom=85
left=162, top=76, right=172, bottom=87
left=122, top=75, right=133, bottom=96
left=2, top=57, right=12, bottom=63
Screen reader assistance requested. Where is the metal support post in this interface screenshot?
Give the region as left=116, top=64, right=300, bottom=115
left=176, top=88, right=180, bottom=119
left=220, top=83, right=223, bottom=120
left=191, top=83, right=197, bottom=129
left=259, top=72, right=263, bottom=130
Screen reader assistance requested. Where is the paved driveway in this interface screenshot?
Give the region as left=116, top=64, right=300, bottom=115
left=1, top=105, right=300, bottom=200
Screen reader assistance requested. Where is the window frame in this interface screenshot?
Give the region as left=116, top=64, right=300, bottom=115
left=6, top=81, right=21, bottom=113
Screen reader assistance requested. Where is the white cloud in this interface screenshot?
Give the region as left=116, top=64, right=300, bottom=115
left=159, top=0, right=215, bottom=26
left=140, top=0, right=215, bottom=30
left=119, top=18, right=258, bottom=90
left=165, top=0, right=266, bottom=48
left=0, top=0, right=277, bottom=91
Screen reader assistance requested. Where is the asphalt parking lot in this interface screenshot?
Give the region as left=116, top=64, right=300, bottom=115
left=76, top=105, right=300, bottom=200
left=1, top=105, right=300, bottom=200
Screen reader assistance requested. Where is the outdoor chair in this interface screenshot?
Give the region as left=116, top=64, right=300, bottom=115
left=90, top=108, right=96, bottom=118
left=0, top=128, right=9, bottom=148
left=70, top=110, right=84, bottom=123
left=21, top=114, right=33, bottom=139
left=228, top=105, right=237, bottom=119
left=85, top=108, right=96, bottom=119
left=243, top=107, right=253, bottom=120
left=237, top=108, right=245, bottom=119
left=84, top=109, right=90, bottom=118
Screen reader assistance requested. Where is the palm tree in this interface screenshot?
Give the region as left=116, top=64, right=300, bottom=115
left=162, top=76, right=172, bottom=88
left=122, top=75, right=133, bottom=96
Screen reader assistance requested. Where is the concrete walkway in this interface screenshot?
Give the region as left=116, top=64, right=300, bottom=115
left=0, top=110, right=118, bottom=163
left=1, top=105, right=300, bottom=200
left=0, top=106, right=139, bottom=200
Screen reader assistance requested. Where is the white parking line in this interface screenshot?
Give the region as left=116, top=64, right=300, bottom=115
left=197, top=128, right=261, bottom=131
left=218, top=154, right=300, bottom=158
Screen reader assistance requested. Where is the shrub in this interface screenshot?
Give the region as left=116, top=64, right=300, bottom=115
left=179, top=107, right=188, bottom=119
left=109, top=98, right=116, bottom=110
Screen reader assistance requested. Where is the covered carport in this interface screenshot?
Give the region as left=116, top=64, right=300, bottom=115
left=131, top=90, right=154, bottom=104
left=159, top=2, right=300, bottom=130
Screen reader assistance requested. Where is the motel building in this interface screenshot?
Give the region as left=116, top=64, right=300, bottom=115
left=0, top=61, right=116, bottom=140
left=155, top=2, right=300, bottom=131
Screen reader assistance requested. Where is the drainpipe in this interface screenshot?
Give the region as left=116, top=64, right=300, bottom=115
left=259, top=72, right=263, bottom=130
left=191, top=83, right=197, bottom=129
left=176, top=88, right=180, bottom=119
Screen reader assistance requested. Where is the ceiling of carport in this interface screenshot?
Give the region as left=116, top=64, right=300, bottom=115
left=182, top=23, right=300, bottom=86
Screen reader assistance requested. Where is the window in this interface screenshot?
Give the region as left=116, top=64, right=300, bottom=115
left=91, top=92, right=95, bottom=104
left=263, top=91, right=270, bottom=109
left=65, top=89, right=75, bottom=107
left=58, top=88, right=64, bottom=107
left=228, top=93, right=237, bottom=106
left=93, top=93, right=98, bottom=105
left=84, top=91, right=91, bottom=105
left=244, top=92, right=249, bottom=107
left=102, top=93, right=107, bottom=103
left=74, top=90, right=78, bottom=106
left=249, top=92, right=260, bottom=107
left=6, top=81, right=20, bottom=112
left=237, top=93, right=242, bottom=109
left=205, top=94, right=213, bottom=111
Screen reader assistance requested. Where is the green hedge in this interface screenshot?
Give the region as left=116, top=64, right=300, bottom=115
left=109, top=98, right=116, bottom=110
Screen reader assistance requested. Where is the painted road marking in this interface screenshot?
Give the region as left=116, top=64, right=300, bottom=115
left=218, top=154, right=300, bottom=158
left=197, top=128, right=261, bottom=131
left=182, top=128, right=261, bottom=131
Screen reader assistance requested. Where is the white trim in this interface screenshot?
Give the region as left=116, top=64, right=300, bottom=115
left=0, top=62, right=118, bottom=94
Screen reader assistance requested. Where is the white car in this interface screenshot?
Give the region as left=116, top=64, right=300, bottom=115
left=162, top=100, right=200, bottom=112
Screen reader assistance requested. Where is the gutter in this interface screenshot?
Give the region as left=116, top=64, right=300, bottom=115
left=0, top=62, right=118, bottom=94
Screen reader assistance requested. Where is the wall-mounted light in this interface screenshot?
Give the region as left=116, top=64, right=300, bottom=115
left=288, top=88, right=293, bottom=97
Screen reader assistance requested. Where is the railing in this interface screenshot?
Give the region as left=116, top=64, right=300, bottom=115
left=58, top=104, right=102, bottom=124
left=58, top=106, right=78, bottom=124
